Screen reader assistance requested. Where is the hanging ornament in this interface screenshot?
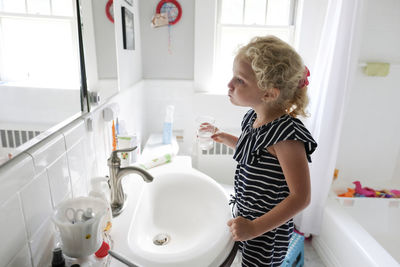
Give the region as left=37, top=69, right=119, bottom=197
left=151, top=0, right=182, bottom=54
left=151, top=12, right=169, bottom=28
left=167, top=23, right=172, bottom=54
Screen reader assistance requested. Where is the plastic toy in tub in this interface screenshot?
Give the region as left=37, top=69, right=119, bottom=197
left=337, top=181, right=400, bottom=198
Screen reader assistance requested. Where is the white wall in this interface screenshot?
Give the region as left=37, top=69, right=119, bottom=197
left=92, top=0, right=118, bottom=79
left=82, top=0, right=143, bottom=101
left=115, top=0, right=143, bottom=90
left=335, top=0, right=400, bottom=187
left=0, top=82, right=146, bottom=267
left=139, top=0, right=194, bottom=79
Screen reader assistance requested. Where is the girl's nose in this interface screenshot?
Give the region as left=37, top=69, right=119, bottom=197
left=227, top=79, right=234, bottom=90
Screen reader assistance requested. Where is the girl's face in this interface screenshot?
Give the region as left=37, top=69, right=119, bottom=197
left=227, top=56, right=265, bottom=107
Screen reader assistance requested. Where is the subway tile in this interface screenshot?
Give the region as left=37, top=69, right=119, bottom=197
left=19, top=170, right=53, bottom=239
left=72, top=179, right=88, bottom=198
left=67, top=141, right=88, bottom=188
left=6, top=245, right=32, bottom=267
left=62, top=119, right=86, bottom=149
left=27, top=133, right=66, bottom=174
left=83, top=130, right=99, bottom=179
left=28, top=218, right=56, bottom=267
left=0, top=153, right=35, bottom=206
left=47, top=153, right=72, bottom=207
left=0, top=194, right=28, bottom=266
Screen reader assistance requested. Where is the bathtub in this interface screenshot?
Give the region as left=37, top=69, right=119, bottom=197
left=313, top=195, right=400, bottom=266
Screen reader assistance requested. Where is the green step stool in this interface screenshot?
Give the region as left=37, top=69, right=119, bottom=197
left=281, top=232, right=305, bottom=267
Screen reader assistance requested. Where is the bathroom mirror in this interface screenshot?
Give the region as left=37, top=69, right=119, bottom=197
left=80, top=0, right=119, bottom=105
left=0, top=0, right=119, bottom=166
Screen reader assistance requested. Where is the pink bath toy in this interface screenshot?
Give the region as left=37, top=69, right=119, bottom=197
left=390, top=189, right=400, bottom=196
left=353, top=181, right=376, bottom=197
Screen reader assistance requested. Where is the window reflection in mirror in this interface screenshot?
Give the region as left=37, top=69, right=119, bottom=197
left=0, top=0, right=84, bottom=165
left=0, top=0, right=120, bottom=166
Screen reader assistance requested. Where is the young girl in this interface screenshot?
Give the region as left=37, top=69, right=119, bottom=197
left=212, top=36, right=317, bottom=266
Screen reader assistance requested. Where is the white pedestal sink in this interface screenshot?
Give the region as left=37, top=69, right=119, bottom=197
left=110, top=157, right=234, bottom=267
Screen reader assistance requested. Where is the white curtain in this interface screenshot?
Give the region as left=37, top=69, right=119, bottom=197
left=294, top=0, right=364, bottom=235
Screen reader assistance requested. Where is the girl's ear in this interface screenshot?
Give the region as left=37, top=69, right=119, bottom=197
left=262, top=88, right=280, bottom=102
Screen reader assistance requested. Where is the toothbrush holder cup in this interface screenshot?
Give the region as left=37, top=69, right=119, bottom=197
left=52, top=197, right=108, bottom=258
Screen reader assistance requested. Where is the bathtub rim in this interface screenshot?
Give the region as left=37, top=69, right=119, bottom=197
left=312, top=197, right=399, bottom=267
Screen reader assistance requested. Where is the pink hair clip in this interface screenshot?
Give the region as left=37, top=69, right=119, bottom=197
left=298, top=66, right=310, bottom=88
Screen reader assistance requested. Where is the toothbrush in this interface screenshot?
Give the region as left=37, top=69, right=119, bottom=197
left=112, top=120, right=117, bottom=151
left=116, top=118, right=120, bottom=135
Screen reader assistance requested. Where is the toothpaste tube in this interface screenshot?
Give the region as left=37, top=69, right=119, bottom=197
left=138, top=153, right=173, bottom=170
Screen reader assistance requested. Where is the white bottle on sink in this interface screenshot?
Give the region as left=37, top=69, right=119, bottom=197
left=89, top=177, right=112, bottom=234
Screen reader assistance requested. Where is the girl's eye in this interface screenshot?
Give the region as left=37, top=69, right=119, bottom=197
left=236, top=78, right=244, bottom=84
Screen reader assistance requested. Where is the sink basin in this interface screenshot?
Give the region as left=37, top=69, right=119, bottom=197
left=110, top=160, right=234, bottom=267
left=128, top=168, right=233, bottom=266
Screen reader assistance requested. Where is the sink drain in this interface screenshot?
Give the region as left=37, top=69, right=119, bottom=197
left=153, top=233, right=170, bottom=246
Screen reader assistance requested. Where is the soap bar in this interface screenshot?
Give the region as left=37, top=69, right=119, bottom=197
left=363, top=62, right=390, bottom=77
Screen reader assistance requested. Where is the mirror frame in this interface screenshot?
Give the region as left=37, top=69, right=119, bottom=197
left=76, top=0, right=90, bottom=113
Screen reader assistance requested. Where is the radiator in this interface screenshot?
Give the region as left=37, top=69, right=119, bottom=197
left=0, top=128, right=41, bottom=149
left=194, top=133, right=239, bottom=186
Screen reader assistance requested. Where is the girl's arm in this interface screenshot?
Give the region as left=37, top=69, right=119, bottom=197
left=211, top=131, right=238, bottom=149
left=227, top=139, right=310, bottom=241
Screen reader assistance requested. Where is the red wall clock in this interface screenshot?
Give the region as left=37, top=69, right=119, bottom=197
left=156, top=0, right=182, bottom=25
left=106, top=0, right=114, bottom=23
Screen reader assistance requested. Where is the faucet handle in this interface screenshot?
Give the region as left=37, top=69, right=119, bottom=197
left=112, top=147, right=137, bottom=155
left=109, top=147, right=137, bottom=163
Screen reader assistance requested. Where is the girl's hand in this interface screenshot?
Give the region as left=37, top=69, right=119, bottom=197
left=211, top=130, right=227, bottom=143
left=198, top=122, right=216, bottom=134
left=227, top=216, right=257, bottom=241
left=211, top=131, right=239, bottom=149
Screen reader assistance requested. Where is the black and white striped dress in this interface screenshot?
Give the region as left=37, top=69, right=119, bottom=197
left=231, top=109, right=317, bottom=267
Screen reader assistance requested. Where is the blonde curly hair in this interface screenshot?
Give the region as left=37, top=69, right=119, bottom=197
left=236, top=35, right=309, bottom=117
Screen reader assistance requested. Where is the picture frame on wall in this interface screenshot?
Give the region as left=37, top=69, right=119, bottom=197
left=121, top=6, right=135, bottom=50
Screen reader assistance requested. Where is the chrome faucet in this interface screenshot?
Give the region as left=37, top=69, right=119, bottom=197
left=107, top=147, right=154, bottom=217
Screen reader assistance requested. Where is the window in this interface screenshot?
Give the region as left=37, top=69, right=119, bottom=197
left=194, top=0, right=298, bottom=93
left=0, top=0, right=79, bottom=89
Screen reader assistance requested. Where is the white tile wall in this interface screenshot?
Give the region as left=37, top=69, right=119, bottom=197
left=0, top=81, right=145, bottom=266
left=67, top=141, right=89, bottom=194
left=27, top=133, right=66, bottom=175
left=0, top=153, right=35, bottom=206
left=142, top=80, right=248, bottom=156
left=19, top=170, right=53, bottom=239
left=62, top=119, right=86, bottom=149
left=46, top=153, right=72, bottom=207
left=0, top=118, right=93, bottom=267
left=29, top=218, right=56, bottom=267
left=0, top=194, right=29, bottom=267
left=7, top=245, right=32, bottom=267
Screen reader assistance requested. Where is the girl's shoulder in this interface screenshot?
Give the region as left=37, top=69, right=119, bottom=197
left=239, top=111, right=317, bottom=162
left=261, top=115, right=317, bottom=162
